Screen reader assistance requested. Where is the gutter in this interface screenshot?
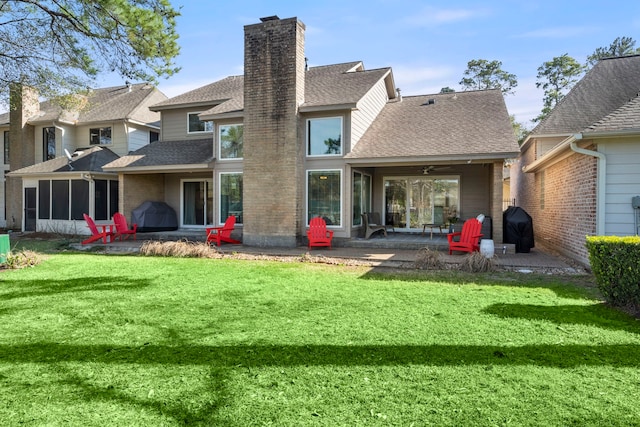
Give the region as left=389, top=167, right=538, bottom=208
left=569, top=133, right=606, bottom=236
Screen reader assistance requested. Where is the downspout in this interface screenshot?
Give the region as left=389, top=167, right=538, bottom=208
left=569, top=133, right=607, bottom=235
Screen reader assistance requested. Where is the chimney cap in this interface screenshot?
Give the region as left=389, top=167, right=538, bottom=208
left=260, top=15, right=280, bottom=22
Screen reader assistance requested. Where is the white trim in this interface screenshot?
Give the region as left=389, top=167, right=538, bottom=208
left=217, top=171, right=243, bottom=226
left=218, top=123, right=244, bottom=160
left=180, top=178, right=214, bottom=228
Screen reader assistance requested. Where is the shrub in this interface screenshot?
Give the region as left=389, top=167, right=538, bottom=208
left=414, top=247, right=444, bottom=270
left=140, top=240, right=221, bottom=258
left=459, top=251, right=495, bottom=273
left=586, top=235, right=640, bottom=308
left=2, top=250, right=43, bottom=269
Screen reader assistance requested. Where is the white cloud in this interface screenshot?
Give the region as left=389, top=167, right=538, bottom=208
left=391, top=64, right=458, bottom=95
left=403, top=6, right=488, bottom=27
left=516, top=26, right=591, bottom=39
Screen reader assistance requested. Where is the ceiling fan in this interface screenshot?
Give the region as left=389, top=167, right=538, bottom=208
left=421, top=165, right=451, bottom=175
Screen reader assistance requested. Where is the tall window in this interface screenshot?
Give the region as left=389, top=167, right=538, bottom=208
left=308, top=170, right=341, bottom=226
left=220, top=173, right=243, bottom=224
left=188, top=112, right=213, bottom=133
left=352, top=171, right=371, bottom=226
left=307, top=117, right=342, bottom=156
left=90, top=127, right=112, bottom=145
left=4, top=130, right=9, bottom=164
left=219, top=124, right=243, bottom=159
left=43, top=127, right=56, bottom=161
left=150, top=131, right=159, bottom=143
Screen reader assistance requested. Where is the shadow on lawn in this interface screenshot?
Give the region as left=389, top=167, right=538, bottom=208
left=484, top=302, right=640, bottom=335
left=0, top=276, right=151, bottom=301
left=2, top=342, right=640, bottom=368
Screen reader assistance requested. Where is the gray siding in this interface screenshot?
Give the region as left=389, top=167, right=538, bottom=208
left=351, top=80, right=389, bottom=150
left=160, top=107, right=215, bottom=142
left=601, top=139, right=640, bottom=235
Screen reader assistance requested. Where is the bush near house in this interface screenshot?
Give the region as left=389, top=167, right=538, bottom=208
left=586, top=236, right=640, bottom=308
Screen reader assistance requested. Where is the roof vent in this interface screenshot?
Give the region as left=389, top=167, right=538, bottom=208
left=260, top=15, right=280, bottom=22
left=422, top=98, right=436, bottom=106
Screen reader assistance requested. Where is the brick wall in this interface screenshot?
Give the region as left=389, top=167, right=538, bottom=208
left=120, top=174, right=165, bottom=220
left=242, top=17, right=306, bottom=247
left=519, top=142, right=597, bottom=265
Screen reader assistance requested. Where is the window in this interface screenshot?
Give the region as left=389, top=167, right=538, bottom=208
left=219, top=173, right=243, bottom=224
left=43, top=127, right=56, bottom=161
left=38, top=179, right=118, bottom=221
left=308, top=170, right=341, bottom=226
left=307, top=117, right=342, bottom=156
left=90, top=127, right=112, bottom=145
left=219, top=124, right=243, bottom=159
left=352, top=171, right=371, bottom=226
left=188, top=112, right=213, bottom=133
left=150, top=131, right=159, bottom=143
left=4, top=130, right=9, bottom=164
left=384, top=176, right=459, bottom=230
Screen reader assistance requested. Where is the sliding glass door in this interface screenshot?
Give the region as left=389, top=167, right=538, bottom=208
left=182, top=180, right=213, bottom=227
left=384, top=176, right=459, bottom=230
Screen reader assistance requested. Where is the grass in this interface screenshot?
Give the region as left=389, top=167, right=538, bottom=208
left=1, top=252, right=640, bottom=426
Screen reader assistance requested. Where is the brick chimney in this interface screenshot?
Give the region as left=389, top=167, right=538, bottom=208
left=6, top=84, right=39, bottom=229
left=242, top=16, right=306, bottom=247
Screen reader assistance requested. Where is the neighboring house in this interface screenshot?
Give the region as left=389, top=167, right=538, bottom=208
left=513, top=54, right=640, bottom=266
left=3, top=83, right=167, bottom=233
left=105, top=15, right=519, bottom=247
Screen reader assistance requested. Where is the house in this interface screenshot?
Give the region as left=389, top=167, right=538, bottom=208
left=3, top=83, right=167, bottom=233
left=513, top=55, right=640, bottom=266
left=104, top=15, right=518, bottom=247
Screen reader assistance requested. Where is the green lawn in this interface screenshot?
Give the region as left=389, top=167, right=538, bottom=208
left=1, top=253, right=639, bottom=426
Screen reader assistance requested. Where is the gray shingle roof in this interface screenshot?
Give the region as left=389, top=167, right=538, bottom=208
left=585, top=94, right=640, bottom=133
left=156, top=62, right=393, bottom=117
left=532, top=55, right=640, bottom=135
left=150, top=76, right=244, bottom=111
left=13, top=83, right=165, bottom=126
left=104, top=138, right=213, bottom=169
left=8, top=146, right=120, bottom=175
left=346, top=90, right=519, bottom=160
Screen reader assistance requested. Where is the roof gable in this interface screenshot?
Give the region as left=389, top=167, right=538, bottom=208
left=8, top=146, right=120, bottom=175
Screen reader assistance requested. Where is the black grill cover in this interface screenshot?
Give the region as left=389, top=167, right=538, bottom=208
left=503, top=207, right=535, bottom=253
left=131, top=201, right=178, bottom=232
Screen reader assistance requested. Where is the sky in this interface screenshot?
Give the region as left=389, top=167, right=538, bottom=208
left=96, top=0, right=640, bottom=127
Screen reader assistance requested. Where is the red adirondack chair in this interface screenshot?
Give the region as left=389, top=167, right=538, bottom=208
left=447, top=218, right=483, bottom=255
left=206, top=216, right=241, bottom=246
left=82, top=213, right=114, bottom=245
left=307, top=217, right=334, bottom=250
left=113, top=212, right=137, bottom=241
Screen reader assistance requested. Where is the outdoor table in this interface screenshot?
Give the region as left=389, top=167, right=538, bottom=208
left=421, top=223, right=444, bottom=239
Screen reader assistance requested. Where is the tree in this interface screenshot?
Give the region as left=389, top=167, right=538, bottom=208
left=459, top=59, right=518, bottom=95
left=510, top=115, right=529, bottom=145
left=0, top=0, right=181, bottom=104
left=439, top=86, right=455, bottom=93
left=586, top=36, right=640, bottom=68
left=534, top=54, right=584, bottom=122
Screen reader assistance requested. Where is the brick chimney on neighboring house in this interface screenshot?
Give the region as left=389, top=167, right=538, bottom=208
left=7, top=84, right=39, bottom=230
left=242, top=16, right=306, bottom=247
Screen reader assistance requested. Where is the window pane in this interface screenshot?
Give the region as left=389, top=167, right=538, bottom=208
left=109, top=180, right=119, bottom=218
left=220, top=174, right=243, bottom=224
left=188, top=113, right=213, bottom=133
left=353, top=172, right=362, bottom=225
left=308, top=170, right=341, bottom=225
left=90, top=127, right=111, bottom=145
left=4, top=130, right=9, bottom=164
left=71, top=180, right=89, bottom=220
left=219, top=124, right=244, bottom=159
left=51, top=180, right=69, bottom=220
left=38, top=180, right=50, bottom=220
left=94, top=179, right=108, bottom=220
left=43, top=127, right=56, bottom=161
left=308, top=117, right=342, bottom=155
